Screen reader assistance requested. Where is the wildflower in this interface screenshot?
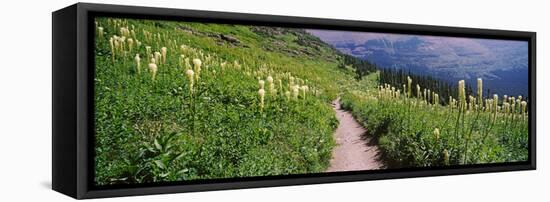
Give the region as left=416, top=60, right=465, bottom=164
left=468, top=96, right=475, bottom=111
left=184, top=58, right=191, bottom=69
left=266, top=76, right=274, bottom=95
left=433, top=128, right=440, bottom=141
left=186, top=69, right=194, bottom=92
left=416, top=84, right=421, bottom=98
left=116, top=36, right=124, bottom=52
left=434, top=93, right=439, bottom=105
left=292, top=85, right=299, bottom=100
left=154, top=52, right=161, bottom=65
left=493, top=94, right=499, bottom=120
left=258, top=89, right=266, bottom=110
left=407, top=76, right=412, bottom=98
left=301, top=85, right=309, bottom=99
left=521, top=101, right=527, bottom=116
left=504, top=102, right=511, bottom=114
left=146, top=46, right=151, bottom=58
left=148, top=63, right=158, bottom=81
left=180, top=44, right=188, bottom=54
left=192, top=58, right=202, bottom=81
left=134, top=54, right=141, bottom=74
left=458, top=80, right=466, bottom=110
left=179, top=54, right=185, bottom=68
left=258, top=80, right=265, bottom=90
left=109, top=37, right=115, bottom=62
left=161, top=47, right=167, bottom=64
left=396, top=90, right=400, bottom=99
left=120, top=27, right=130, bottom=37
left=97, top=27, right=104, bottom=38
left=443, top=149, right=450, bottom=166
left=477, top=78, right=483, bottom=106
left=423, top=89, right=427, bottom=102
left=503, top=95, right=508, bottom=104
left=127, top=38, right=134, bottom=52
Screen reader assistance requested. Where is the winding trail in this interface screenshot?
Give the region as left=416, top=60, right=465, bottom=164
left=327, top=98, right=383, bottom=172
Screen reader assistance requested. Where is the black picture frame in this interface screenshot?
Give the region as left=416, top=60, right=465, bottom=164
left=52, top=2, right=536, bottom=199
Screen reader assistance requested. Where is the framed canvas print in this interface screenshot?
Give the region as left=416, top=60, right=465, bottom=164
left=52, top=3, right=536, bottom=199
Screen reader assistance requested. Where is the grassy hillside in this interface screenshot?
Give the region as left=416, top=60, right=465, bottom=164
left=93, top=17, right=529, bottom=186
left=93, top=17, right=357, bottom=185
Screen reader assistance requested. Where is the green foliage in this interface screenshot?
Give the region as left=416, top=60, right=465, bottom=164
left=94, top=18, right=342, bottom=185
left=341, top=73, right=528, bottom=168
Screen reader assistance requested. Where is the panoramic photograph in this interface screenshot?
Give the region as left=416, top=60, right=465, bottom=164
left=93, top=17, right=529, bottom=186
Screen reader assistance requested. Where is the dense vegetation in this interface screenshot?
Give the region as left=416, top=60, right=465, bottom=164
left=93, top=18, right=357, bottom=185
left=341, top=72, right=529, bottom=168
left=94, top=17, right=529, bottom=185
left=378, top=68, right=474, bottom=105
left=338, top=53, right=379, bottom=79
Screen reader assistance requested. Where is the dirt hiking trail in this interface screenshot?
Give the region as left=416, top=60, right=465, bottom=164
left=327, top=98, right=383, bottom=172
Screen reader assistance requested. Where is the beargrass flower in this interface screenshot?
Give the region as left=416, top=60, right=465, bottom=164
left=433, top=128, right=440, bottom=141
left=192, top=58, right=202, bottom=81
left=502, top=95, right=508, bottom=104
left=443, top=149, right=450, bottom=166
left=407, top=76, right=412, bottom=98
left=416, top=84, right=421, bottom=98
left=127, top=38, right=134, bottom=52
left=458, top=80, right=466, bottom=109
left=504, top=102, right=511, bottom=114
left=292, top=86, right=299, bottom=100
left=109, top=37, right=115, bottom=62
left=477, top=78, right=483, bottom=106
left=186, top=69, right=194, bottom=93
left=154, top=52, right=161, bottom=65
left=258, top=89, right=266, bottom=110
left=301, top=85, right=309, bottom=99
left=161, top=47, right=167, bottom=64
left=259, top=80, right=265, bottom=89
left=521, top=101, right=527, bottom=115
left=267, top=76, right=274, bottom=94
left=148, top=63, right=158, bottom=80
left=134, top=54, right=141, bottom=74
left=146, top=46, right=151, bottom=58
left=97, top=27, right=104, bottom=38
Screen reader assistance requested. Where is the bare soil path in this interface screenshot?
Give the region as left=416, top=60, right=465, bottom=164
left=327, top=97, right=383, bottom=172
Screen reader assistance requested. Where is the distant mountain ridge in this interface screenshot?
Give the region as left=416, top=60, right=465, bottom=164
left=307, top=29, right=529, bottom=97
